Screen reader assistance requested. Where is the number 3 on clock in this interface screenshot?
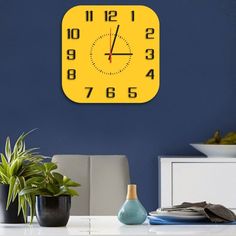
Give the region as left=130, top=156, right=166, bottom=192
left=62, top=5, right=160, bottom=103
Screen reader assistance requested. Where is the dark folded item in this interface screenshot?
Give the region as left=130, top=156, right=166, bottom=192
left=204, top=204, right=236, bottom=222
left=162, top=201, right=236, bottom=223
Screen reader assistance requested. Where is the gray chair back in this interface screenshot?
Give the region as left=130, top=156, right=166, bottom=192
left=51, top=155, right=130, bottom=215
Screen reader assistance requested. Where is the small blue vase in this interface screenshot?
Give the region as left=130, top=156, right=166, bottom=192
left=118, top=184, right=147, bottom=225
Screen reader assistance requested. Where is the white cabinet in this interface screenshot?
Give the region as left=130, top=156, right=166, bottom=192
left=159, top=157, right=236, bottom=211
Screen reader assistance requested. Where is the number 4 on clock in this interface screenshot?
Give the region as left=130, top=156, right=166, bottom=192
left=146, top=69, right=154, bottom=80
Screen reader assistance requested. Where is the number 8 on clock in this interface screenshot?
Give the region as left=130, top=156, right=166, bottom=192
left=62, top=5, right=160, bottom=103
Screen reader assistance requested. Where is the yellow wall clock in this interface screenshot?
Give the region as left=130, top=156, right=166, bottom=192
left=62, top=5, right=160, bottom=103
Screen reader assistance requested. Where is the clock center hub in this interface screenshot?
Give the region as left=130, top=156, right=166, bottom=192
left=90, top=33, right=132, bottom=75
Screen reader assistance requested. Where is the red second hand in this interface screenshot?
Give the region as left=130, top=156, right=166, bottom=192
left=109, top=28, right=112, bottom=63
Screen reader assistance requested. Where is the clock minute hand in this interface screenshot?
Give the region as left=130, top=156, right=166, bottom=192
left=109, top=24, right=120, bottom=61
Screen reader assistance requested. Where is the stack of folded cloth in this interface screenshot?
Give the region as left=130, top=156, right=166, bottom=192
left=148, top=202, right=236, bottom=225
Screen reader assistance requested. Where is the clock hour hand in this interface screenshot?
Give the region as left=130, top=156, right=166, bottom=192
left=109, top=25, right=120, bottom=61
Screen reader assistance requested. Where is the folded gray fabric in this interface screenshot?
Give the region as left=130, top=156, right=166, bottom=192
left=162, top=202, right=236, bottom=223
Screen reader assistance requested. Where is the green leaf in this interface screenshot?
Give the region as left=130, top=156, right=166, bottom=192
left=25, top=176, right=45, bottom=185
left=35, top=188, right=52, bottom=196
left=19, top=148, right=39, bottom=159
left=63, top=176, right=70, bottom=184
left=22, top=169, right=43, bottom=178
left=0, top=164, right=9, bottom=183
left=19, top=187, right=37, bottom=196
left=55, top=188, right=78, bottom=196
left=52, top=172, right=63, bottom=184
left=6, top=176, right=16, bottom=209
left=10, top=159, right=21, bottom=176
left=13, top=129, right=37, bottom=154
left=63, top=176, right=80, bottom=187
left=1, top=154, right=10, bottom=179
left=5, top=137, right=11, bottom=162
left=1, top=153, right=9, bottom=167
left=13, top=134, right=24, bottom=155
left=67, top=189, right=79, bottom=196
left=17, top=194, right=22, bottom=215
left=13, top=130, right=36, bottom=155
left=29, top=194, right=35, bottom=223
left=65, top=180, right=81, bottom=187
left=18, top=195, right=27, bottom=222
left=12, top=177, right=21, bottom=201
left=17, top=176, right=25, bottom=190
left=47, top=183, right=60, bottom=195
left=44, top=162, right=57, bottom=172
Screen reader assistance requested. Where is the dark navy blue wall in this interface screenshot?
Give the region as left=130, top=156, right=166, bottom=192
left=0, top=0, right=236, bottom=211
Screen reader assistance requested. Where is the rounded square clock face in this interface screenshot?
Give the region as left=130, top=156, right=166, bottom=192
left=62, top=5, right=160, bottom=103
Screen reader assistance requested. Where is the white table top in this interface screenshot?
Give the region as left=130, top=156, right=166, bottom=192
left=1, top=216, right=236, bottom=236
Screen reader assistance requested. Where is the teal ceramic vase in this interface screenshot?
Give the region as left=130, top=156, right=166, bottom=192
left=118, top=184, right=147, bottom=225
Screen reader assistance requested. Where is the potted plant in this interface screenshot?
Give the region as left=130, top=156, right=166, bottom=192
left=0, top=131, right=43, bottom=223
left=20, top=162, right=80, bottom=227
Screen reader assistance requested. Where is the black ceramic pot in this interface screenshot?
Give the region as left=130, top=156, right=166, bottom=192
left=36, top=195, right=71, bottom=227
left=0, top=184, right=25, bottom=223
